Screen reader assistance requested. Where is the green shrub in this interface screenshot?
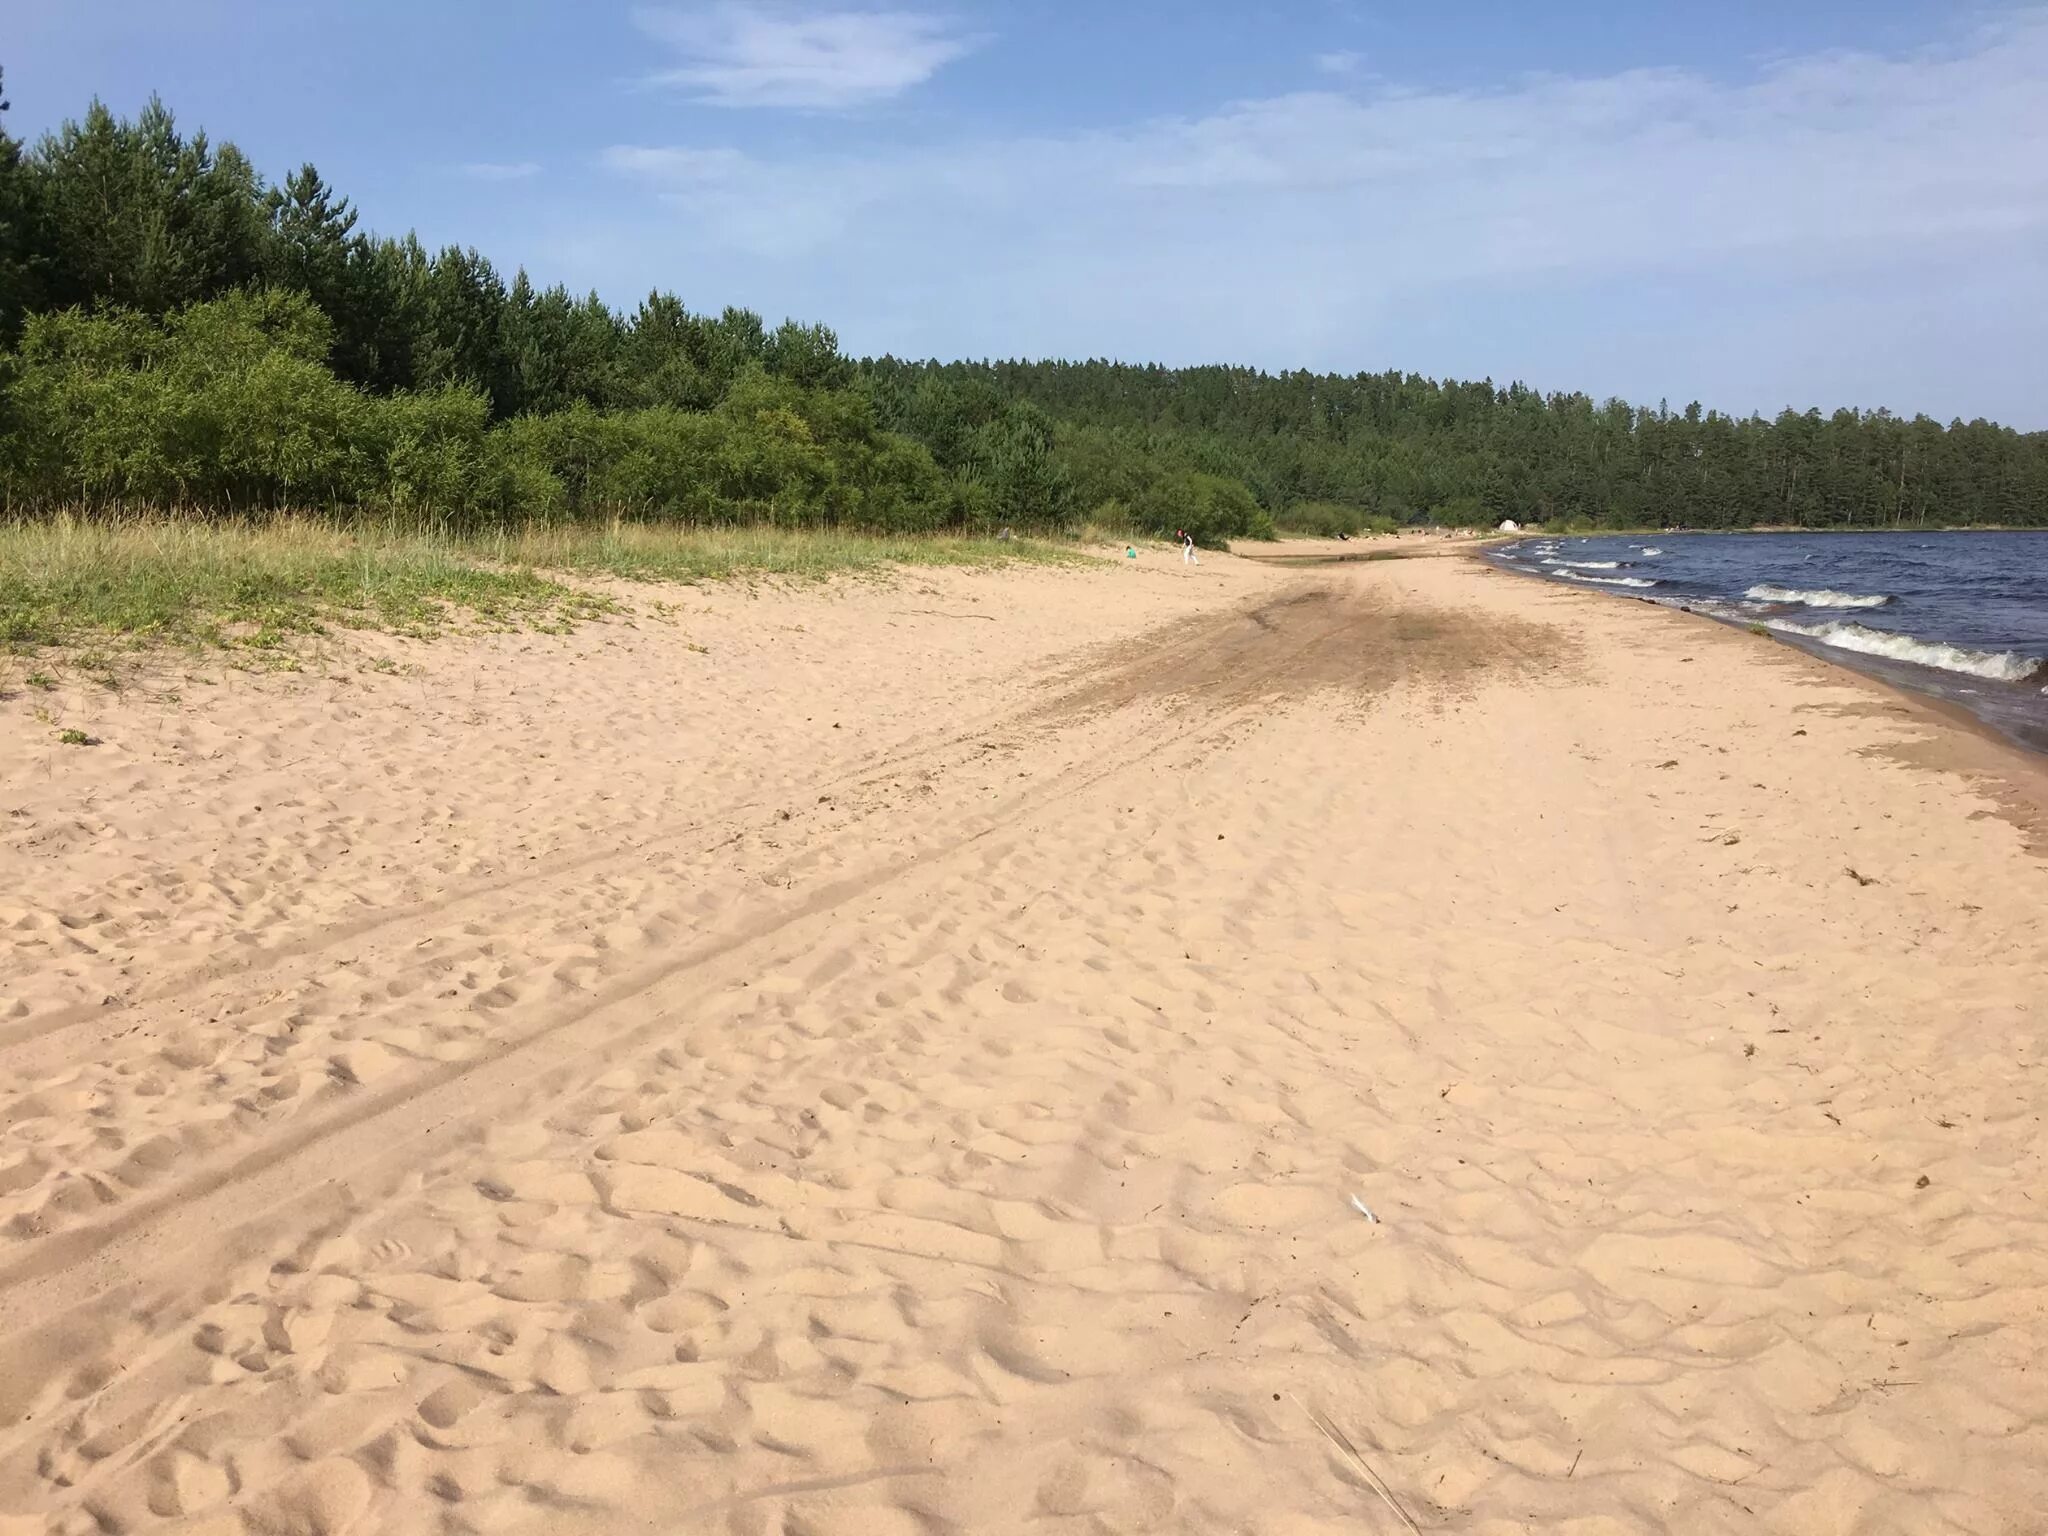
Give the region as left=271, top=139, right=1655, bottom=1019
left=1429, top=495, right=1488, bottom=527
left=3, top=291, right=377, bottom=508
left=1277, top=500, right=1403, bottom=537
left=374, top=386, right=498, bottom=523
left=1130, top=469, right=1270, bottom=546
left=0, top=295, right=1031, bottom=539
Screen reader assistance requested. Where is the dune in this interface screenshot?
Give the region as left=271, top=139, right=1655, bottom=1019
left=2, top=548, right=2044, bottom=1534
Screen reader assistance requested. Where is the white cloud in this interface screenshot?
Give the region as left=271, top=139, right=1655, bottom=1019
left=608, top=16, right=2048, bottom=267
left=599, top=145, right=750, bottom=182
left=633, top=4, right=978, bottom=109
left=591, top=13, right=2048, bottom=419
left=458, top=161, right=542, bottom=181
left=1313, top=50, right=1364, bottom=76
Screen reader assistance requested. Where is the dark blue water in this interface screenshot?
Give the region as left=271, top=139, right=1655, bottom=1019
left=1489, top=531, right=2048, bottom=753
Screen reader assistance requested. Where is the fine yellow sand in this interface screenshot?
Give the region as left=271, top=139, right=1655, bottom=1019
left=2, top=550, right=2045, bottom=1534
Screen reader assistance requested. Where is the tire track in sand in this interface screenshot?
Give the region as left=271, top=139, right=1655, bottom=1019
left=0, top=577, right=1561, bottom=1368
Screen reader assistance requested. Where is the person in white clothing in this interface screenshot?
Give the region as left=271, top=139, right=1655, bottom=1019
left=1177, top=528, right=1198, bottom=566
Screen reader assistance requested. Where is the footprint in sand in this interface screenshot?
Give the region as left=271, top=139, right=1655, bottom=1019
left=1034, top=1450, right=1177, bottom=1528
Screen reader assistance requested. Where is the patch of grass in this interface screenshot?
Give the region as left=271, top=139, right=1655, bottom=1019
left=490, top=522, right=1085, bottom=585
left=0, top=514, right=611, bottom=652
left=57, top=728, right=95, bottom=746
left=25, top=671, right=56, bottom=690
left=0, top=514, right=1085, bottom=654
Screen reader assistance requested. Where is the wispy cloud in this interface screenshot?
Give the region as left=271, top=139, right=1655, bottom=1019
left=608, top=16, right=2048, bottom=266
left=458, top=161, right=542, bottom=181
left=633, top=4, right=978, bottom=109
left=599, top=146, right=750, bottom=182
left=593, top=13, right=2048, bottom=419
left=1313, top=50, right=1364, bottom=76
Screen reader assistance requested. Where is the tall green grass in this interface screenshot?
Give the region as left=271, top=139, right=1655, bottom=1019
left=0, top=513, right=1083, bottom=652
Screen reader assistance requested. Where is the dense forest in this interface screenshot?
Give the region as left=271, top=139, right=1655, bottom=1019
left=866, top=360, right=2048, bottom=533
left=2, top=77, right=2044, bottom=540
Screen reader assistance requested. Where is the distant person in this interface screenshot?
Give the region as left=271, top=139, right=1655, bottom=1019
left=1178, top=528, right=1198, bottom=566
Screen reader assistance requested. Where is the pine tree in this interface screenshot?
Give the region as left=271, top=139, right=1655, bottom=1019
left=0, top=65, right=41, bottom=341
left=33, top=97, right=267, bottom=315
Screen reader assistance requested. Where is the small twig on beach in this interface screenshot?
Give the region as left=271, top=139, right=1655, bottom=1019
left=1568, top=1449, right=1582, bottom=1478
left=1300, top=1400, right=1423, bottom=1536
left=891, top=609, right=996, bottom=621
left=1844, top=867, right=1878, bottom=886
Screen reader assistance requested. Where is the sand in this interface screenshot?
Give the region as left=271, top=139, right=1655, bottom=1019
left=2, top=549, right=2045, bottom=1534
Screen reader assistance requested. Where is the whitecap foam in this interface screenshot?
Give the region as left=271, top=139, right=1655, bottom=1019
left=1638, top=546, right=1663, bottom=556
left=1768, top=619, right=2044, bottom=683
left=1542, top=558, right=1621, bottom=570
left=1747, top=584, right=1892, bottom=610
left=1557, top=571, right=1660, bottom=589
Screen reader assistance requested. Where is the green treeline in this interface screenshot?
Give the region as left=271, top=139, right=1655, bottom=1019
left=865, top=361, right=2048, bottom=532
left=2, top=80, right=2043, bottom=538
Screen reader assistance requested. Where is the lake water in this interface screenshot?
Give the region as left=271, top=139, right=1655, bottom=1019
left=1489, top=531, right=2048, bottom=753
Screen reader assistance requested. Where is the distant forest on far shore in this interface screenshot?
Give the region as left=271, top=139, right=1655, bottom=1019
left=3, top=75, right=2044, bottom=540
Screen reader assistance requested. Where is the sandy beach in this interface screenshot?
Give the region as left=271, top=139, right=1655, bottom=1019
left=3, top=548, right=2045, bottom=1534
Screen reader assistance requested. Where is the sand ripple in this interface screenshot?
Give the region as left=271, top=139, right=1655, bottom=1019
left=2, top=556, right=2045, bottom=1532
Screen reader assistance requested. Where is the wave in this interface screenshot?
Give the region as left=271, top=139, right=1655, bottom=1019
left=1558, top=571, right=1660, bottom=589
left=1637, top=547, right=1663, bottom=556
left=1769, top=619, right=2044, bottom=683
left=1543, top=558, right=1622, bottom=570
left=1747, top=584, right=1892, bottom=609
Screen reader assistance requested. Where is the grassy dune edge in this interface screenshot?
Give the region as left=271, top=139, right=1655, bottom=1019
left=0, top=515, right=1087, bottom=656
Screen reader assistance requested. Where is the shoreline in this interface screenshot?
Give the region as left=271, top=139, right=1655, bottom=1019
left=3, top=550, right=2044, bottom=1532
left=1472, top=553, right=2048, bottom=851
left=1478, top=535, right=2048, bottom=763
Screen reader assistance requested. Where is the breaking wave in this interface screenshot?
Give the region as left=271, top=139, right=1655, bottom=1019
left=1558, top=571, right=1660, bottom=589
left=1747, top=584, right=1892, bottom=609
left=1769, top=619, right=2044, bottom=683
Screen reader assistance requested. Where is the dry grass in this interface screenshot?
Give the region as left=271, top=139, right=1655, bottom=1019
left=491, top=520, right=1083, bottom=584
left=0, top=513, right=1084, bottom=654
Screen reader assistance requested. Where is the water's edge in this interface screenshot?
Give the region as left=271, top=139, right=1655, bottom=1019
left=1485, top=532, right=2048, bottom=757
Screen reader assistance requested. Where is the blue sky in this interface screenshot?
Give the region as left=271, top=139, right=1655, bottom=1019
left=9, top=2, right=2047, bottom=425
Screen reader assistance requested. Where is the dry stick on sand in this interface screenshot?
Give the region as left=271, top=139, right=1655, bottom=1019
left=1299, top=1399, right=1424, bottom=1534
